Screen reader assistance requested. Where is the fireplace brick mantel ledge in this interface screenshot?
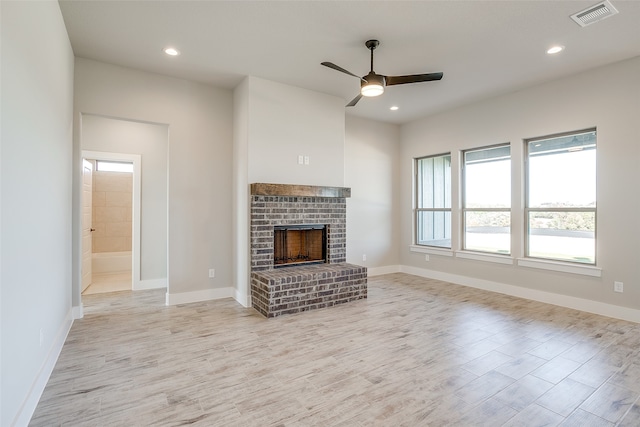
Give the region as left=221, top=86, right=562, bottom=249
left=251, top=183, right=351, bottom=198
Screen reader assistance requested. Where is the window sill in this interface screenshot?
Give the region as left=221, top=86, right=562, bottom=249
left=409, top=246, right=601, bottom=277
left=456, top=251, right=513, bottom=265
left=409, top=245, right=453, bottom=257
left=517, top=258, right=602, bottom=277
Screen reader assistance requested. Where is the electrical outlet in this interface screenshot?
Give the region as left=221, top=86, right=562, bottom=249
left=304, top=156, right=310, bottom=165
left=425, top=254, right=430, bottom=261
left=362, top=254, right=367, bottom=261
left=209, top=269, right=215, bottom=278
left=614, top=281, right=623, bottom=293
left=39, top=329, right=44, bottom=347
left=297, top=155, right=304, bottom=165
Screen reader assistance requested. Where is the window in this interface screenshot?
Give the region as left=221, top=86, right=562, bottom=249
left=96, top=160, right=133, bottom=173
left=415, top=154, right=451, bottom=248
left=525, top=129, right=596, bottom=264
left=462, top=144, right=511, bottom=254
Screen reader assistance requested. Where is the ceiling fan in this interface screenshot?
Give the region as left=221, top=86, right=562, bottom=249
left=321, top=39, right=443, bottom=107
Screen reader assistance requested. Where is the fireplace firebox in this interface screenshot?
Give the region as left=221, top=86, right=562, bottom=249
left=274, top=224, right=326, bottom=267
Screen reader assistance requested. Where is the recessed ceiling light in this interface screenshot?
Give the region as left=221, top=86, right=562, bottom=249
left=390, top=106, right=399, bottom=111
left=163, top=47, right=180, bottom=56
left=546, top=45, right=564, bottom=55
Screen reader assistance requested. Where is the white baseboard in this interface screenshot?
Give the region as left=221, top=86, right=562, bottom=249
left=165, top=286, right=235, bottom=306
left=14, top=309, right=73, bottom=426
left=72, top=304, right=84, bottom=319
left=234, top=288, right=251, bottom=308
left=400, top=265, right=640, bottom=324
left=134, top=278, right=167, bottom=291
left=367, top=265, right=401, bottom=276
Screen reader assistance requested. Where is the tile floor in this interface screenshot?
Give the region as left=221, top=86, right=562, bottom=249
left=82, top=272, right=131, bottom=295
left=31, top=273, right=640, bottom=426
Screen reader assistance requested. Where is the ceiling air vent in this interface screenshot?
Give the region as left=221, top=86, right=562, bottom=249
left=571, top=0, right=619, bottom=27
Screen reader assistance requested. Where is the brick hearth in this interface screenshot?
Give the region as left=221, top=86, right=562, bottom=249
left=251, top=263, right=367, bottom=318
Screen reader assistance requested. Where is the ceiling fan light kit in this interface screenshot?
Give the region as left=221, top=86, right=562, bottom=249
left=322, top=39, right=443, bottom=107
left=361, top=73, right=385, bottom=97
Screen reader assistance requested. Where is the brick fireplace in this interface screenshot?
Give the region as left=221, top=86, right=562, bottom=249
left=250, top=183, right=367, bottom=317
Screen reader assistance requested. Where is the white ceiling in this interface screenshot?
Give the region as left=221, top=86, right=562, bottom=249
left=58, top=0, right=640, bottom=124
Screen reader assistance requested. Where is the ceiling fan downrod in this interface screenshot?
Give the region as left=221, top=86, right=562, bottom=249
left=365, top=39, right=379, bottom=72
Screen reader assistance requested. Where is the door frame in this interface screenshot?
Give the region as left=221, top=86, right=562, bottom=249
left=82, top=150, right=142, bottom=290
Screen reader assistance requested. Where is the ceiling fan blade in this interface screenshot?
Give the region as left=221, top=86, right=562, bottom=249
left=385, top=72, right=444, bottom=86
left=321, top=62, right=364, bottom=80
left=346, top=93, right=363, bottom=107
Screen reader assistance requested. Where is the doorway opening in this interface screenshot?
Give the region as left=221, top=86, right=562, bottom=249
left=76, top=114, right=169, bottom=314
left=81, top=151, right=141, bottom=295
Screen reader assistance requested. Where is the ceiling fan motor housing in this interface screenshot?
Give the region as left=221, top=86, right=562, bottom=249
left=362, top=72, right=385, bottom=87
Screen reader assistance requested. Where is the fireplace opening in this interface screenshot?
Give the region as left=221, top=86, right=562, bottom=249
left=274, top=224, right=327, bottom=267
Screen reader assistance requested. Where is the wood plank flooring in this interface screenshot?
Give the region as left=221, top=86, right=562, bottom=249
left=31, top=273, right=640, bottom=426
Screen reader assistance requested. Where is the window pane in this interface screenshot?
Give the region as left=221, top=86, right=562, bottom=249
left=464, top=146, right=510, bottom=208
left=528, top=131, right=596, bottom=208
left=417, top=211, right=451, bottom=248
left=417, top=155, right=451, bottom=209
left=528, top=211, right=595, bottom=263
left=96, top=160, right=133, bottom=173
left=462, top=145, right=511, bottom=254
left=464, top=211, right=510, bottom=254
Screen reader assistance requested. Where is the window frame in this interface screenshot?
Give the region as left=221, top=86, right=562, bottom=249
left=414, top=153, right=452, bottom=249
left=524, top=128, right=597, bottom=265
left=461, top=143, right=512, bottom=255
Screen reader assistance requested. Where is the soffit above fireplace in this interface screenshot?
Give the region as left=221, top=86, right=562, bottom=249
left=251, top=183, right=351, bottom=198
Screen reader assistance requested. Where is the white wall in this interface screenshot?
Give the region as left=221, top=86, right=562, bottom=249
left=247, top=77, right=346, bottom=186
left=345, top=115, right=401, bottom=272
left=232, top=79, right=250, bottom=306
left=233, top=76, right=346, bottom=303
left=401, top=57, right=640, bottom=315
left=0, top=2, right=75, bottom=425
left=73, top=58, right=234, bottom=306
left=81, top=115, right=168, bottom=281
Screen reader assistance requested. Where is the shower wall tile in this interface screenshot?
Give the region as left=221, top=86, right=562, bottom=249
left=93, top=191, right=106, bottom=207
left=93, top=206, right=128, bottom=223
left=92, top=222, right=106, bottom=237
left=105, top=191, right=132, bottom=207
left=92, top=170, right=133, bottom=253
left=93, top=236, right=129, bottom=253
left=94, top=173, right=132, bottom=192
left=106, top=222, right=132, bottom=237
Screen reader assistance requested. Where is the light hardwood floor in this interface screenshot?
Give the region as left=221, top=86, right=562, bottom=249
left=31, top=273, right=640, bottom=426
